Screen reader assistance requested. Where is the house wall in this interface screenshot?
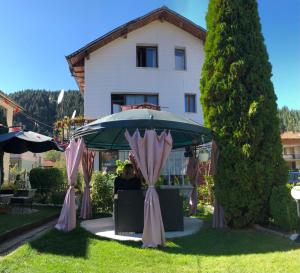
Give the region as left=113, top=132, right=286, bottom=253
left=282, top=141, right=300, bottom=170
left=10, top=152, right=42, bottom=172
left=3, top=107, right=14, bottom=181
left=84, top=20, right=205, bottom=124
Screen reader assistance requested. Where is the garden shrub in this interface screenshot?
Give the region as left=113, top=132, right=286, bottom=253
left=198, top=175, right=214, bottom=206
left=50, top=191, right=66, bottom=205
left=91, top=172, right=116, bottom=214
left=270, top=184, right=298, bottom=232
left=30, top=168, right=66, bottom=192
left=76, top=172, right=83, bottom=193
left=30, top=167, right=67, bottom=203
left=60, top=168, right=83, bottom=194
left=30, top=167, right=84, bottom=204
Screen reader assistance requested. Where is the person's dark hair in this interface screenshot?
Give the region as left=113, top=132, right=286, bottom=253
left=122, top=163, right=134, bottom=176
left=124, top=163, right=133, bottom=169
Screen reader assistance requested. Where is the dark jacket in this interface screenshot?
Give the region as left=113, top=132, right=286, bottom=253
left=114, top=176, right=141, bottom=194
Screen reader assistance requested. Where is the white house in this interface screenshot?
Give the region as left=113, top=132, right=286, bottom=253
left=281, top=131, right=300, bottom=170
left=0, top=92, right=23, bottom=182
left=66, top=6, right=207, bottom=176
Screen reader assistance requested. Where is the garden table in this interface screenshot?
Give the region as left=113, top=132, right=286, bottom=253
left=10, top=196, right=33, bottom=214
left=0, top=194, right=13, bottom=205
left=0, top=194, right=14, bottom=213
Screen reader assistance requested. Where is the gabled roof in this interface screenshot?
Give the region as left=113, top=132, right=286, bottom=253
left=66, top=6, right=207, bottom=93
left=281, top=131, right=300, bottom=140
left=0, top=91, right=23, bottom=112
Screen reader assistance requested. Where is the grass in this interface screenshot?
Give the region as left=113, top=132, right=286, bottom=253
left=0, top=223, right=300, bottom=273
left=0, top=206, right=60, bottom=235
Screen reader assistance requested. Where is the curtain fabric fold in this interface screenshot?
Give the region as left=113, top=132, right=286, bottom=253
left=80, top=145, right=95, bottom=219
left=211, top=140, right=227, bottom=228
left=187, top=156, right=200, bottom=215
left=125, top=129, right=172, bottom=247
left=55, top=138, right=84, bottom=232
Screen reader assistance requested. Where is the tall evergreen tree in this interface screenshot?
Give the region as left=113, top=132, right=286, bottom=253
left=200, top=0, right=287, bottom=227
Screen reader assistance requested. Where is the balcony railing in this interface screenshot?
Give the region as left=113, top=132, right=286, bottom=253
left=283, top=154, right=300, bottom=160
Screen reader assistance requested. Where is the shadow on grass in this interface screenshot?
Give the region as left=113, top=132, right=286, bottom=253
left=116, top=227, right=300, bottom=256
left=29, top=226, right=90, bottom=258
left=29, top=223, right=300, bottom=259
left=29, top=213, right=112, bottom=258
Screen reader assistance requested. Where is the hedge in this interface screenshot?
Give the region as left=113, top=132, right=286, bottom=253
left=30, top=168, right=66, bottom=192
left=29, top=167, right=83, bottom=204
left=270, top=183, right=298, bottom=232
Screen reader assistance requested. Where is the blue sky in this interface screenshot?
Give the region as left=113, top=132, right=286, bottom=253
left=0, top=0, right=299, bottom=109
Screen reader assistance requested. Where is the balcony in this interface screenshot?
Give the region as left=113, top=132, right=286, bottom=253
left=283, top=154, right=300, bottom=160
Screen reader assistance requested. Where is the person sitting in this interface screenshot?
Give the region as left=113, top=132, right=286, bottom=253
left=114, top=163, right=141, bottom=195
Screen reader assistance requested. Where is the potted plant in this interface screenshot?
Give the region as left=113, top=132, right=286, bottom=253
left=0, top=181, right=16, bottom=194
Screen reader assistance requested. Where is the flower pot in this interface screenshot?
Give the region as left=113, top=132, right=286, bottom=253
left=198, top=152, right=209, bottom=162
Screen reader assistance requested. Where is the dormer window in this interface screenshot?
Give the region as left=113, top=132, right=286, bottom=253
left=136, top=46, right=158, bottom=68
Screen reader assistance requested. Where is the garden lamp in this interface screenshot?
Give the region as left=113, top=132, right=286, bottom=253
left=291, top=186, right=300, bottom=243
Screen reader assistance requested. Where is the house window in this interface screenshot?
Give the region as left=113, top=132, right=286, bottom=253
left=185, top=94, right=196, bottom=113
left=175, top=48, right=186, bottom=70
left=111, top=94, right=159, bottom=113
left=136, top=46, right=158, bottom=68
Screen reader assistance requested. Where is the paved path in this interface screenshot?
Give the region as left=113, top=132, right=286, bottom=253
left=81, top=217, right=203, bottom=242
left=0, top=219, right=57, bottom=256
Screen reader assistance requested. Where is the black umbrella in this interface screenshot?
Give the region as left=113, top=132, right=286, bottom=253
left=0, top=131, right=63, bottom=154
left=74, top=109, right=212, bottom=150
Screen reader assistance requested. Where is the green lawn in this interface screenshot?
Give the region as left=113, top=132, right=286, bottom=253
left=0, top=206, right=60, bottom=235
left=0, top=224, right=299, bottom=273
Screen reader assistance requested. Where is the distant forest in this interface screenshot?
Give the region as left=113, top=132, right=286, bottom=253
left=9, top=89, right=83, bottom=135
left=0, top=90, right=299, bottom=135
left=278, top=106, right=300, bottom=132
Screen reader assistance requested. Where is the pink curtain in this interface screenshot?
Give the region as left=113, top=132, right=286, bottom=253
left=187, top=156, right=200, bottom=215
left=125, top=129, right=172, bottom=248
left=80, top=145, right=95, bottom=219
left=55, top=138, right=84, bottom=231
left=211, top=140, right=227, bottom=228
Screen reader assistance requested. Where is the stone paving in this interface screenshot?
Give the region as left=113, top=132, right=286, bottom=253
left=81, top=217, right=203, bottom=242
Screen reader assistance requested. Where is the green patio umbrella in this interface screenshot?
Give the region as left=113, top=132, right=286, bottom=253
left=74, top=109, right=212, bottom=150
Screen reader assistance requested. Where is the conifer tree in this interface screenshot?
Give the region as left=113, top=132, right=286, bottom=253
left=200, top=0, right=287, bottom=227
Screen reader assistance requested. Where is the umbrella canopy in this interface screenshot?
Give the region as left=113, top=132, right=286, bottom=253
left=0, top=131, right=63, bottom=154
left=74, top=109, right=212, bottom=150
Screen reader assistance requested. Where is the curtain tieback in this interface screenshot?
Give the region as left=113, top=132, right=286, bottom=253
left=148, top=185, right=155, bottom=188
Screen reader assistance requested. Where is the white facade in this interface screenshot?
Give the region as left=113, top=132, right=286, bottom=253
left=84, top=20, right=205, bottom=124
